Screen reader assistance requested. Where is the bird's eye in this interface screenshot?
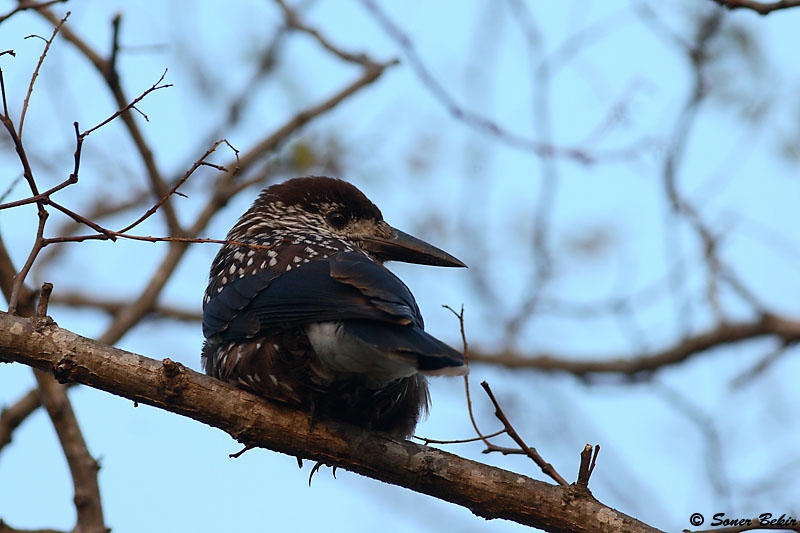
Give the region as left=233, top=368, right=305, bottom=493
left=327, top=210, right=350, bottom=229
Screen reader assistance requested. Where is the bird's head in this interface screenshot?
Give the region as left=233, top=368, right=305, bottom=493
left=243, top=176, right=466, bottom=268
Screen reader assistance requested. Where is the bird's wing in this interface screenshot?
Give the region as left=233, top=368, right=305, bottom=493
left=203, top=250, right=422, bottom=341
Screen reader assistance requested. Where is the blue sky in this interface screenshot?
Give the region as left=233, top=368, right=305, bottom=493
left=1, top=1, right=799, bottom=532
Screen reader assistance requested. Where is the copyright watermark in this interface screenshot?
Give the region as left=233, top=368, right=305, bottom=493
left=688, top=512, right=798, bottom=528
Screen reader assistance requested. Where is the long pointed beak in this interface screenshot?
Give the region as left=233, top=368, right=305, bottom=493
left=362, top=227, right=466, bottom=268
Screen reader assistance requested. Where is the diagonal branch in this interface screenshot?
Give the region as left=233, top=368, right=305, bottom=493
left=0, top=311, right=662, bottom=533
left=34, top=371, right=106, bottom=533
left=0, top=0, right=65, bottom=24
left=0, top=388, right=39, bottom=450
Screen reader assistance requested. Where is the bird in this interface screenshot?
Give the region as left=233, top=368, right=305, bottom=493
left=202, top=176, right=468, bottom=438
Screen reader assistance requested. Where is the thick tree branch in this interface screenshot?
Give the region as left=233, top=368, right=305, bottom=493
left=0, top=312, right=661, bottom=533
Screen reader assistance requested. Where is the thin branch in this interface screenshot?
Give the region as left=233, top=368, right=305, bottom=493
left=7, top=203, right=47, bottom=314
left=416, top=429, right=507, bottom=446
left=0, top=122, right=82, bottom=214
left=274, top=0, right=377, bottom=67
left=0, top=44, right=54, bottom=313
left=0, top=170, right=77, bottom=210
left=115, top=139, right=237, bottom=235
left=730, top=341, right=794, bottom=389
left=235, top=59, right=397, bottom=172
left=45, top=200, right=115, bottom=240
left=19, top=12, right=69, bottom=139
left=0, top=388, right=40, bottom=451
left=501, top=0, right=557, bottom=344
left=79, top=70, right=172, bottom=138
left=26, top=136, right=231, bottom=268
left=34, top=8, right=182, bottom=236
left=467, top=315, right=800, bottom=377
left=0, top=312, right=662, bottom=533
left=417, top=305, right=508, bottom=447
left=440, top=304, right=497, bottom=446
left=480, top=381, right=569, bottom=486
left=359, top=0, right=646, bottom=164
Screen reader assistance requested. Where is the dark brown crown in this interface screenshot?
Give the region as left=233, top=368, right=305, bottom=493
left=257, top=176, right=383, bottom=221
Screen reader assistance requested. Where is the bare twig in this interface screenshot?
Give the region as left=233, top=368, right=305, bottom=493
left=236, top=59, right=397, bottom=173
left=0, top=55, right=50, bottom=313
left=19, top=12, right=69, bottom=138
left=480, top=381, right=569, bottom=486
left=7, top=204, right=47, bottom=314
left=0, top=170, right=76, bottom=210
left=576, top=444, right=600, bottom=487
left=500, top=0, right=557, bottom=344
left=416, top=429, right=507, bottom=446
left=274, top=0, right=377, bottom=67
left=415, top=307, right=508, bottom=446
left=115, top=139, right=237, bottom=234
left=0, top=122, right=80, bottom=212
left=35, top=282, right=52, bottom=318
left=80, top=70, right=172, bottom=138
left=438, top=304, right=503, bottom=447
left=359, top=0, right=651, bottom=164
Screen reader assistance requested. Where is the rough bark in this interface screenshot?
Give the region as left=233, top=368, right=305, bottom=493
left=0, top=311, right=661, bottom=533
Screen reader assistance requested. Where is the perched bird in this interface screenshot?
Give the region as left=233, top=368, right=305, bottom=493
left=202, top=176, right=467, bottom=438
